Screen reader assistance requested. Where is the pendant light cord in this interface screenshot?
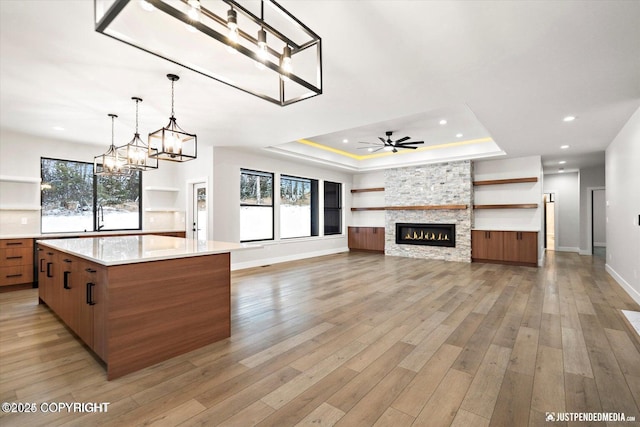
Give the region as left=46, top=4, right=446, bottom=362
left=135, top=99, right=140, bottom=134
left=111, top=115, right=115, bottom=147
left=171, top=79, right=175, bottom=118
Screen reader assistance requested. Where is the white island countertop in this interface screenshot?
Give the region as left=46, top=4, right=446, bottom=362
left=37, top=235, right=260, bottom=266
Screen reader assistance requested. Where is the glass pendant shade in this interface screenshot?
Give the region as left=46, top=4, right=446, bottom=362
left=94, top=114, right=130, bottom=176
left=118, top=97, right=158, bottom=171
left=148, top=74, right=197, bottom=162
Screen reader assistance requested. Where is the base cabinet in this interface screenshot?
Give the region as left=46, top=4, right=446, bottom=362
left=348, top=227, right=385, bottom=252
left=1, top=239, right=34, bottom=286
left=472, top=230, right=538, bottom=267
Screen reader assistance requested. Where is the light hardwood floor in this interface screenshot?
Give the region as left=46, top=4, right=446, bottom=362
left=1, top=251, right=639, bottom=426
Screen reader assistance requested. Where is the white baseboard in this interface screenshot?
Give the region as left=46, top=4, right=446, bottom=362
left=231, top=247, right=350, bottom=271
left=594, top=242, right=607, bottom=247
left=557, top=246, right=580, bottom=253
left=606, top=264, right=640, bottom=306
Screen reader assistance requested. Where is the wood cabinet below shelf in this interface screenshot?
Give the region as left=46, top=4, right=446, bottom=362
left=348, top=227, right=385, bottom=252
left=471, top=230, right=538, bottom=267
left=0, top=238, right=34, bottom=286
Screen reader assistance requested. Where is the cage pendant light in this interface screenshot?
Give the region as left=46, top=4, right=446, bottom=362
left=148, top=74, right=197, bottom=162
left=94, top=114, right=130, bottom=176
left=118, top=97, right=159, bottom=171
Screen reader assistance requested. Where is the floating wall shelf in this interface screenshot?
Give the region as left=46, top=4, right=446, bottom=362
left=473, top=204, right=538, bottom=209
left=144, top=187, right=180, bottom=192
left=473, top=177, right=538, bottom=186
left=0, top=175, right=42, bottom=183
left=350, top=187, right=385, bottom=193
left=0, top=205, right=41, bottom=211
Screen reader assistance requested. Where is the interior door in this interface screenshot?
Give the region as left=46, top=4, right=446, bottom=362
left=193, top=182, right=207, bottom=241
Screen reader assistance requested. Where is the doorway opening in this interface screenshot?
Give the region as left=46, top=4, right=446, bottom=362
left=591, top=188, right=606, bottom=258
left=189, top=181, right=208, bottom=240
left=544, top=193, right=555, bottom=250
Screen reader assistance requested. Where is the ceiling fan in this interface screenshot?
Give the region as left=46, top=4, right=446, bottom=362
left=358, top=131, right=424, bottom=153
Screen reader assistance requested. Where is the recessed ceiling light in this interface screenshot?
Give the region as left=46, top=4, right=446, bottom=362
left=439, top=119, right=447, bottom=125
left=367, top=148, right=374, bottom=152
left=52, top=126, right=65, bottom=131
left=560, top=145, right=570, bottom=149
left=456, top=133, right=463, bottom=138
left=342, top=139, right=348, bottom=143
left=559, top=160, right=566, bottom=164
left=563, top=116, right=576, bottom=122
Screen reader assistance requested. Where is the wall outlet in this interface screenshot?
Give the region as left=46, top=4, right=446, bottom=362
left=21, top=217, right=28, bottom=225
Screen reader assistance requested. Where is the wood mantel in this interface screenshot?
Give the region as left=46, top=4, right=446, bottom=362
left=351, top=205, right=468, bottom=211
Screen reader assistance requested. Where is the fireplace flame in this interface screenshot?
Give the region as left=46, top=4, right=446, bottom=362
left=404, top=231, right=450, bottom=241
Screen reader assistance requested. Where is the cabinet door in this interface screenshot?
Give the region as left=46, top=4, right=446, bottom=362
left=37, top=248, right=55, bottom=305
left=503, top=231, right=538, bottom=265
left=372, top=227, right=385, bottom=251
left=472, top=230, right=504, bottom=260
left=518, top=232, right=538, bottom=265
left=75, top=264, right=96, bottom=349
left=502, top=232, right=520, bottom=262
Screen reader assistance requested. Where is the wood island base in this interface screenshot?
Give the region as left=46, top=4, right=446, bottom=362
left=38, top=244, right=231, bottom=380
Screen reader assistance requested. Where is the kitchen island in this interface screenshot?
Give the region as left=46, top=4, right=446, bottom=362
left=36, top=235, right=256, bottom=380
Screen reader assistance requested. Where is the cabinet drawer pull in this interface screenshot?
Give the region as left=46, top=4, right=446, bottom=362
left=63, top=259, right=72, bottom=263
left=86, top=282, right=96, bottom=306
left=40, top=258, right=45, bottom=272
left=85, top=268, right=96, bottom=273
left=6, top=242, right=23, bottom=246
left=47, top=252, right=53, bottom=255
left=6, top=256, right=23, bottom=260
left=46, top=262, right=53, bottom=278
left=6, top=274, right=23, bottom=278
left=64, top=271, right=71, bottom=289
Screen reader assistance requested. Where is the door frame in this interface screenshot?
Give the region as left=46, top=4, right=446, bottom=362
left=586, top=186, right=605, bottom=256
left=544, top=190, right=558, bottom=252
left=186, top=177, right=210, bottom=240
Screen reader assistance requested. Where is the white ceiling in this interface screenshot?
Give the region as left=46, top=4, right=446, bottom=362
left=1, top=0, right=639, bottom=174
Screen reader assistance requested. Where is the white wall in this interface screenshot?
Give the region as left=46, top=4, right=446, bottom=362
left=212, top=147, right=352, bottom=270
left=543, top=172, right=580, bottom=252
left=0, top=129, right=184, bottom=236
left=592, top=189, right=606, bottom=247
left=605, top=107, right=640, bottom=305
left=578, top=164, right=605, bottom=253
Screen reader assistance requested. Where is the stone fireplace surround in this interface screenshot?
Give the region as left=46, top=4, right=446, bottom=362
left=384, top=161, right=472, bottom=262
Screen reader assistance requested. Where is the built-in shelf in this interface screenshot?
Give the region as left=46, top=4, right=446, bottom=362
left=0, top=175, right=41, bottom=184
left=473, top=177, right=538, bottom=186
left=144, top=186, right=180, bottom=192
left=351, top=187, right=384, bottom=193
left=0, top=205, right=41, bottom=211
left=351, top=207, right=386, bottom=211
left=144, top=208, right=184, bottom=212
left=351, top=204, right=468, bottom=212
left=473, top=204, right=538, bottom=209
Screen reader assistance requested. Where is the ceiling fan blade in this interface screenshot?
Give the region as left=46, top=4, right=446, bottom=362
left=395, top=136, right=410, bottom=143
left=357, top=141, right=376, bottom=144
left=372, top=147, right=385, bottom=153
left=357, top=146, right=379, bottom=150
left=397, top=141, right=424, bottom=145
left=399, top=145, right=418, bottom=149
left=378, top=137, right=386, bottom=144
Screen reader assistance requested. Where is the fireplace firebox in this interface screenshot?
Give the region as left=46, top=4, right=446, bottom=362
left=395, top=223, right=456, bottom=247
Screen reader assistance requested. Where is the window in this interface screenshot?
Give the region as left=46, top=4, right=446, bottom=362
left=324, top=181, right=342, bottom=235
left=280, top=175, right=318, bottom=239
left=240, top=169, right=273, bottom=242
left=41, top=158, right=141, bottom=233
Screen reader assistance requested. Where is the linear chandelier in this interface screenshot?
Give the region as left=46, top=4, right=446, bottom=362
left=94, top=0, right=322, bottom=106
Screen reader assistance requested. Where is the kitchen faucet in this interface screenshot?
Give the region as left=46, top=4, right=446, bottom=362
left=97, top=204, right=104, bottom=230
